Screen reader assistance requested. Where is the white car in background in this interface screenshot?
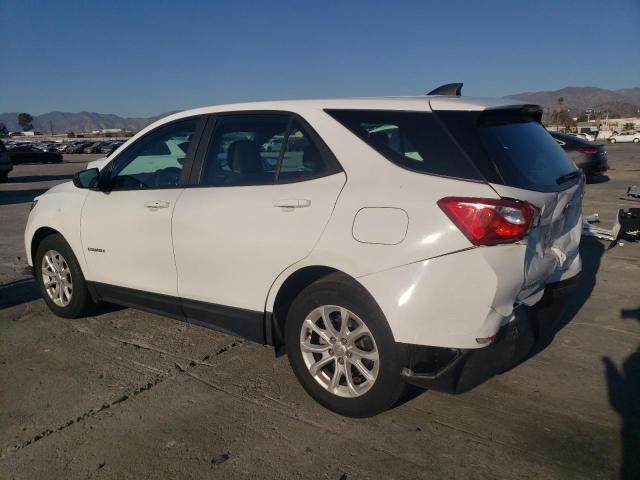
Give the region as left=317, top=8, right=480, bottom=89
left=608, top=131, right=640, bottom=143
left=574, top=132, right=596, bottom=142
left=24, top=85, right=584, bottom=416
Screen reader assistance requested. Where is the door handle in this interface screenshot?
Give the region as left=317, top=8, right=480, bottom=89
left=144, top=200, right=170, bottom=209
left=273, top=198, right=311, bottom=209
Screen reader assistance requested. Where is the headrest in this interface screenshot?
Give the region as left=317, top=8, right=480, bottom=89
left=227, top=139, right=262, bottom=174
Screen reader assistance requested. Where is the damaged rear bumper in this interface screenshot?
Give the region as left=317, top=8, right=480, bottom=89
left=400, top=274, right=580, bottom=394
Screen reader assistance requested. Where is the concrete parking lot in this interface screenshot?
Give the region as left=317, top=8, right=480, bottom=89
left=0, top=148, right=639, bottom=479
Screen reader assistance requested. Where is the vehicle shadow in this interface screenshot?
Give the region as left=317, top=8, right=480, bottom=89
left=0, top=278, right=41, bottom=309
left=587, top=174, right=610, bottom=184
left=0, top=188, right=49, bottom=206
left=8, top=174, right=74, bottom=183
left=0, top=276, right=125, bottom=314
left=603, top=309, right=640, bottom=480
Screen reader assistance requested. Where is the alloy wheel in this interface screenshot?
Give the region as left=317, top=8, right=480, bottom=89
left=41, top=249, right=73, bottom=307
left=299, top=305, right=380, bottom=398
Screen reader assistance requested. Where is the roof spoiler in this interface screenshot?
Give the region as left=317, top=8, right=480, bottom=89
left=427, top=83, right=463, bottom=96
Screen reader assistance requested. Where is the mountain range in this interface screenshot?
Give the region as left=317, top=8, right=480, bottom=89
left=1, top=86, right=639, bottom=134
left=506, top=86, right=640, bottom=117
left=0, top=111, right=174, bottom=135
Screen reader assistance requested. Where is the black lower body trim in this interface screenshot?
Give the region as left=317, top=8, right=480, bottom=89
left=89, top=282, right=266, bottom=344
left=94, top=282, right=184, bottom=320
left=182, top=298, right=265, bottom=344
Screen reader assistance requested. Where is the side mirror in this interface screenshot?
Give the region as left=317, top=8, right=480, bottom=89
left=73, top=168, right=100, bottom=189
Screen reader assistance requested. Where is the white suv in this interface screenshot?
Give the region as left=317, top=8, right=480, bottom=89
left=25, top=86, right=584, bottom=416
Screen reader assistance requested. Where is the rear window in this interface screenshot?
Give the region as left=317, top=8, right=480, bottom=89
left=436, top=110, right=579, bottom=192
left=325, top=110, right=482, bottom=181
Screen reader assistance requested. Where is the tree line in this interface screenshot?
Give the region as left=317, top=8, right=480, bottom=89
left=0, top=113, right=35, bottom=136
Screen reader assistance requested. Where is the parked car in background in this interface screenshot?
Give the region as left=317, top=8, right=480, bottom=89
left=550, top=131, right=608, bottom=177
left=26, top=89, right=584, bottom=417
left=608, top=131, right=640, bottom=143
left=65, top=142, right=93, bottom=154
left=0, top=139, right=12, bottom=182
left=44, top=143, right=65, bottom=153
left=8, top=144, right=63, bottom=164
left=101, top=141, right=124, bottom=155
left=262, top=136, right=284, bottom=152
left=83, top=142, right=105, bottom=154
left=570, top=132, right=596, bottom=142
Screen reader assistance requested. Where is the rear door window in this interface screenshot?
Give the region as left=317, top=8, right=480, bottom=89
left=277, top=120, right=328, bottom=182
left=326, top=109, right=482, bottom=180
left=200, top=114, right=290, bottom=186
left=199, top=114, right=340, bottom=186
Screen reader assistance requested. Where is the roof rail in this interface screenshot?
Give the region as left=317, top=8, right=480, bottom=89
left=426, top=83, right=463, bottom=96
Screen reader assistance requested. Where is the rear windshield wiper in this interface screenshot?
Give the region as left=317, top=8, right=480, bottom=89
left=556, top=170, right=581, bottom=185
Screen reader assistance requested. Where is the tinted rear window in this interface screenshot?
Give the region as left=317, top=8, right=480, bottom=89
left=436, top=110, right=579, bottom=192
left=326, top=110, right=482, bottom=181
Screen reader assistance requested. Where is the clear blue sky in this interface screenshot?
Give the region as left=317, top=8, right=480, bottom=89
left=1, top=0, right=638, bottom=117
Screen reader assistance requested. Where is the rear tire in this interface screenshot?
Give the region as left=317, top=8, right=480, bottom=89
left=634, top=138, right=639, bottom=143
left=34, top=234, right=97, bottom=318
left=0, top=172, right=8, bottom=183
left=285, top=273, right=406, bottom=417
left=609, top=138, right=616, bottom=144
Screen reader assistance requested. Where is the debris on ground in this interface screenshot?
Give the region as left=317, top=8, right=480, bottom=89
left=211, top=452, right=230, bottom=465
left=582, top=220, right=619, bottom=241
left=617, top=208, right=640, bottom=241
left=623, top=185, right=640, bottom=203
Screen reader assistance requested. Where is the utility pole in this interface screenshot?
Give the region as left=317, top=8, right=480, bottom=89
left=49, top=120, right=54, bottom=135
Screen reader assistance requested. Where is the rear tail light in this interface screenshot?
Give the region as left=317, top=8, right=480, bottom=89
left=437, top=197, right=537, bottom=246
left=577, top=148, right=598, bottom=155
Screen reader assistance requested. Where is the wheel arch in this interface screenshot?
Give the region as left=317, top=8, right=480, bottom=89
left=30, top=226, right=62, bottom=267
left=268, top=265, right=369, bottom=355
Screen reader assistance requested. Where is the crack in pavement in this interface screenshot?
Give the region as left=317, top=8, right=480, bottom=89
left=1, top=339, right=245, bottom=458
left=2, top=374, right=165, bottom=458
left=112, top=337, right=244, bottom=368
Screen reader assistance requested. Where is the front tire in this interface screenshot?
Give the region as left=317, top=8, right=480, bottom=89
left=634, top=138, right=639, bottom=143
left=285, top=273, right=406, bottom=417
left=609, top=138, right=616, bottom=143
left=0, top=172, right=8, bottom=183
left=34, top=234, right=97, bottom=318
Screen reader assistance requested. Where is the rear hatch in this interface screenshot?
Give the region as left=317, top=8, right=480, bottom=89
left=433, top=104, right=584, bottom=297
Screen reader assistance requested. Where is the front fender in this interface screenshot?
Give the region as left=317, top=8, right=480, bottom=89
left=24, top=182, right=89, bottom=270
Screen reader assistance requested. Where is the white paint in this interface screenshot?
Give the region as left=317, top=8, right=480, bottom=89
left=25, top=95, right=582, bottom=349
left=352, top=207, right=409, bottom=245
